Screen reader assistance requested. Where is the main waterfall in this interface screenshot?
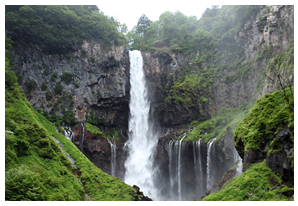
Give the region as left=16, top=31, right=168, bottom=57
left=124, top=50, right=158, bottom=199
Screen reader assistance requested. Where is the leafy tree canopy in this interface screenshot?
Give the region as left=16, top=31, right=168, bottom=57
left=5, top=5, right=126, bottom=54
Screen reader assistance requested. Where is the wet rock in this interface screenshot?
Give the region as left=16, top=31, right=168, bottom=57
left=132, top=185, right=153, bottom=201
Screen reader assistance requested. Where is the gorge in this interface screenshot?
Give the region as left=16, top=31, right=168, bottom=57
left=5, top=5, right=294, bottom=201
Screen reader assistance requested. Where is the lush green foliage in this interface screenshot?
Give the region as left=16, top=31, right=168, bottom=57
left=234, top=88, right=294, bottom=151
left=85, top=122, right=106, bottom=137
left=5, top=47, right=138, bottom=201
left=202, top=160, right=293, bottom=201
left=184, top=102, right=252, bottom=142
left=127, top=6, right=254, bottom=55
left=5, top=5, right=126, bottom=54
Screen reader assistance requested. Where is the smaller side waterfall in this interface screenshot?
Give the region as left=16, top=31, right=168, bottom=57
left=168, top=140, right=174, bottom=190
left=80, top=122, right=84, bottom=152
left=107, top=135, right=117, bottom=177
left=177, top=134, right=186, bottom=201
left=207, top=138, right=216, bottom=190
left=234, top=148, right=243, bottom=177
left=193, top=139, right=203, bottom=197
left=61, top=123, right=74, bottom=142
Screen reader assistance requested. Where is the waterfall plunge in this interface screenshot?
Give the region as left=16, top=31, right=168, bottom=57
left=124, top=50, right=158, bottom=199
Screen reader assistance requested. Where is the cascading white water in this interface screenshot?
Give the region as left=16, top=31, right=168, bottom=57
left=61, top=123, right=74, bottom=141
left=168, top=140, right=174, bottom=190
left=234, top=148, right=243, bottom=177
left=177, top=134, right=186, bottom=201
left=207, top=138, right=216, bottom=190
left=124, top=50, right=158, bottom=199
left=193, top=139, right=203, bottom=197
left=80, top=122, right=84, bottom=152
left=197, top=139, right=203, bottom=193
left=107, top=135, right=117, bottom=177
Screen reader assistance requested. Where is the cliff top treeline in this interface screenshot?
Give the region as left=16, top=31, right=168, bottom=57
left=127, top=5, right=258, bottom=54
left=5, top=5, right=127, bottom=54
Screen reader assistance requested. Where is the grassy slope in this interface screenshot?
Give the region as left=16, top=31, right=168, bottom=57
left=234, top=88, right=294, bottom=153
left=202, top=160, right=294, bottom=201
left=5, top=59, right=138, bottom=201
left=202, top=87, right=294, bottom=201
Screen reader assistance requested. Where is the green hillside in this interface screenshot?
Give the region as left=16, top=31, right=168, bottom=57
left=5, top=37, right=140, bottom=201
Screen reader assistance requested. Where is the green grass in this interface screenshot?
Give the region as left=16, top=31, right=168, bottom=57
left=202, top=160, right=294, bottom=201
left=184, top=102, right=252, bottom=143
left=85, top=122, right=106, bottom=137
left=234, top=87, right=294, bottom=151
left=5, top=49, right=139, bottom=200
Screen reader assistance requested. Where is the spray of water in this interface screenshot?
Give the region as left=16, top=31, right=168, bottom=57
left=124, top=50, right=158, bottom=199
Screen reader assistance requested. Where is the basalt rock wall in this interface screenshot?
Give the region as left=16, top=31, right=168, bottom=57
left=10, top=41, right=131, bottom=128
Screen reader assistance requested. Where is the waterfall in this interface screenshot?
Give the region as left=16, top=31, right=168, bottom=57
left=124, top=50, right=158, bottom=199
left=177, top=134, right=186, bottom=201
left=80, top=122, right=84, bottom=152
left=207, top=138, right=216, bottom=191
left=107, top=135, right=117, bottom=177
left=168, top=140, right=174, bottom=190
left=61, top=123, right=74, bottom=141
left=193, top=139, right=203, bottom=197
left=234, top=148, right=243, bottom=177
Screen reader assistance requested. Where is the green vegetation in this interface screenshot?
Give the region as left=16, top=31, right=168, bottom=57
left=5, top=43, right=139, bottom=201
left=202, top=160, right=293, bottom=201
left=85, top=122, right=106, bottom=137
left=51, top=72, right=58, bottom=81
left=85, top=123, right=120, bottom=142
left=127, top=6, right=255, bottom=55
left=41, top=82, right=47, bottom=91
left=60, top=72, right=73, bottom=85
left=54, top=82, right=63, bottom=94
left=184, top=102, right=252, bottom=142
left=257, top=41, right=294, bottom=95
left=165, top=73, right=213, bottom=106
left=45, top=90, right=52, bottom=101
left=24, top=78, right=37, bottom=94
left=234, top=87, right=294, bottom=152
left=5, top=5, right=126, bottom=54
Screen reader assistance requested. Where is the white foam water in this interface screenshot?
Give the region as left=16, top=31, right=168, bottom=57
left=124, top=50, right=158, bottom=199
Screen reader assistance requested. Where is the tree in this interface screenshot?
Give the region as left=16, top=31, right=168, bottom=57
left=136, top=14, right=152, bottom=47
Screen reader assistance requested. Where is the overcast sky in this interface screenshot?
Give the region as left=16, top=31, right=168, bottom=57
left=96, top=0, right=291, bottom=31
left=97, top=0, right=215, bottom=31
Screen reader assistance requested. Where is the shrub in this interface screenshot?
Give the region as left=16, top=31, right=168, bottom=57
left=41, top=83, right=47, bottom=91
left=54, top=82, right=63, bottom=94
left=51, top=72, right=58, bottom=82
left=60, top=72, right=73, bottom=85
left=45, top=90, right=52, bottom=101
left=5, top=165, right=44, bottom=200
left=24, top=78, right=37, bottom=93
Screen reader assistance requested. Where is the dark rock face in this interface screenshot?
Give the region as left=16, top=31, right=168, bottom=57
left=10, top=41, right=131, bottom=128
left=266, top=127, right=294, bottom=182
left=72, top=123, right=128, bottom=180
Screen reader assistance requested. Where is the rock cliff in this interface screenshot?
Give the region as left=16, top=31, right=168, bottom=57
left=11, top=41, right=130, bottom=128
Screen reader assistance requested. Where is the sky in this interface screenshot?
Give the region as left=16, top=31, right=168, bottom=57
left=97, top=0, right=215, bottom=31
left=95, top=0, right=294, bottom=31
